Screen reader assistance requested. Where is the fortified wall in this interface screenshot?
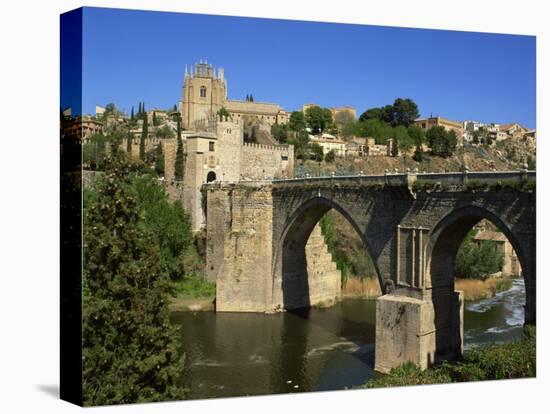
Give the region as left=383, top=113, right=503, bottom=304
left=183, top=120, right=294, bottom=232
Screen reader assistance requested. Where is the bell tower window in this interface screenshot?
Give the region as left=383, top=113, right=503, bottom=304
left=200, top=86, right=207, bottom=98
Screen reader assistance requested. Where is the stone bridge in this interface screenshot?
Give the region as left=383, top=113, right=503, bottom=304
left=203, top=170, right=536, bottom=372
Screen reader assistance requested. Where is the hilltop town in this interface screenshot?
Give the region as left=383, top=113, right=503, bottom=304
left=64, top=60, right=537, bottom=232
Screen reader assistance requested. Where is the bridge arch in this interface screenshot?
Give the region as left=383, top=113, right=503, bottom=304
left=272, top=196, right=383, bottom=310
left=425, top=204, right=529, bottom=361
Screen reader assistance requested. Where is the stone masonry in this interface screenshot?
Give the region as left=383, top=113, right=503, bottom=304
left=204, top=171, right=536, bottom=372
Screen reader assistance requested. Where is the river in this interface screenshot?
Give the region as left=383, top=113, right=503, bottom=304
left=170, top=278, right=526, bottom=399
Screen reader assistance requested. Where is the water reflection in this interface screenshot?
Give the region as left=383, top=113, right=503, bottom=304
left=170, top=278, right=525, bottom=399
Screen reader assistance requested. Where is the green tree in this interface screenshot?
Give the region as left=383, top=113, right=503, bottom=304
left=132, top=173, right=193, bottom=279
left=305, top=106, right=333, bottom=134
left=83, top=152, right=185, bottom=405
left=126, top=130, right=132, bottom=154
left=455, top=229, right=503, bottom=279
left=359, top=105, right=393, bottom=123
left=156, top=125, right=175, bottom=139
left=130, top=106, right=134, bottom=120
left=140, top=116, right=148, bottom=161
left=152, top=111, right=158, bottom=126
left=83, top=133, right=108, bottom=170
left=309, top=142, right=324, bottom=161
left=412, top=143, right=423, bottom=162
left=216, top=107, right=231, bottom=121
left=288, top=130, right=310, bottom=160
left=408, top=124, right=425, bottom=146
left=390, top=98, right=420, bottom=127
left=394, top=125, right=413, bottom=152
left=271, top=123, right=289, bottom=143
left=174, top=116, right=184, bottom=181
left=426, top=126, right=457, bottom=157
left=289, top=111, right=306, bottom=132
left=356, top=118, right=394, bottom=144
left=325, top=149, right=336, bottom=162
left=155, top=142, right=165, bottom=176
left=391, top=137, right=399, bottom=157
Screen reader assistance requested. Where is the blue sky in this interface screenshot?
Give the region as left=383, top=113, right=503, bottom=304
left=76, top=7, right=536, bottom=128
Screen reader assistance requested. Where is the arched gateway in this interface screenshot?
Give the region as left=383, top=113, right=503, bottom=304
left=203, top=171, right=536, bottom=373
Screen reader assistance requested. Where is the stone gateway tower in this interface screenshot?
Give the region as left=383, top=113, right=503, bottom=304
left=180, top=60, right=227, bottom=130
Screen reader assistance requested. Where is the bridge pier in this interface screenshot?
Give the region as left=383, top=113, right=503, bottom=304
left=375, top=289, right=463, bottom=373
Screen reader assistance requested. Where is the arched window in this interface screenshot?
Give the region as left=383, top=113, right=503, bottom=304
left=206, top=171, right=216, bottom=183
left=200, top=86, right=207, bottom=98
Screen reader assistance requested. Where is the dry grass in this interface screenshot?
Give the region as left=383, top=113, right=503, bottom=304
left=455, top=276, right=513, bottom=301
left=342, top=276, right=382, bottom=298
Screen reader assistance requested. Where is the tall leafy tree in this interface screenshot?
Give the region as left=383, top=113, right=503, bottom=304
left=83, top=151, right=185, bottom=405
left=305, top=106, right=333, bottom=134
left=289, top=111, right=306, bottom=132
left=426, top=126, right=457, bottom=158
left=390, top=98, right=420, bottom=127
left=174, top=115, right=184, bottom=181
left=130, top=106, right=134, bottom=120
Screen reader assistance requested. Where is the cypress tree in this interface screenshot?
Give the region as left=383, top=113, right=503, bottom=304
left=153, top=111, right=157, bottom=127
left=126, top=130, right=132, bottom=154
left=155, top=142, right=165, bottom=176
left=130, top=106, right=134, bottom=120
left=83, top=151, right=186, bottom=405
left=174, top=116, right=184, bottom=181
left=140, top=116, right=148, bottom=161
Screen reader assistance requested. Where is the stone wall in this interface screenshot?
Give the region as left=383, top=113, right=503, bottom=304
left=241, top=143, right=294, bottom=180
left=206, top=184, right=341, bottom=311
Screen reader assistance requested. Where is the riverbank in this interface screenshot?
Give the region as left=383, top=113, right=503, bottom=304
left=362, top=325, right=535, bottom=388
left=341, top=275, right=515, bottom=302
left=456, top=275, right=514, bottom=301
left=169, top=275, right=216, bottom=311
left=341, top=277, right=382, bottom=298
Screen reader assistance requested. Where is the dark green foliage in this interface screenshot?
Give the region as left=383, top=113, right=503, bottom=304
left=325, top=149, right=336, bottom=162
left=83, top=133, right=108, bottom=170
left=289, top=111, right=306, bottom=132
left=319, top=212, right=377, bottom=284
left=174, top=117, right=185, bottom=181
left=155, top=124, right=174, bottom=139
left=359, top=98, right=419, bottom=127
left=412, top=144, right=423, bottom=162
left=140, top=117, right=148, bottom=161
left=390, top=137, right=399, bottom=157
left=408, top=124, right=425, bottom=146
left=455, top=229, right=503, bottom=280
left=426, top=126, right=457, bottom=157
left=305, top=106, right=333, bottom=134
left=152, top=111, right=158, bottom=126
left=217, top=107, right=231, bottom=121
left=390, top=98, right=420, bottom=127
left=155, top=143, right=165, bottom=176
left=355, top=118, right=394, bottom=144
left=527, top=155, right=536, bottom=170
left=288, top=130, right=310, bottom=160
left=365, top=327, right=536, bottom=388
left=132, top=174, right=193, bottom=280
left=271, top=122, right=289, bottom=143
left=83, top=151, right=185, bottom=405
left=126, top=130, right=132, bottom=154
left=130, top=106, right=134, bottom=120
left=309, top=143, right=324, bottom=161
